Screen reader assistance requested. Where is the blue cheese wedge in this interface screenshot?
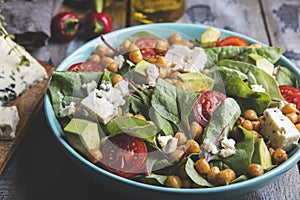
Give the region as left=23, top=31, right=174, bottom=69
left=0, top=35, right=48, bottom=106
left=0, top=106, right=19, bottom=140
left=260, top=107, right=300, bottom=151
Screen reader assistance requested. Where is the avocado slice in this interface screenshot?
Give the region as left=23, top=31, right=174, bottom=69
left=177, top=72, right=214, bottom=92
left=132, top=60, right=150, bottom=84
left=200, top=27, right=221, bottom=48
left=64, top=118, right=100, bottom=155
left=251, top=138, right=272, bottom=169
left=249, top=54, right=274, bottom=75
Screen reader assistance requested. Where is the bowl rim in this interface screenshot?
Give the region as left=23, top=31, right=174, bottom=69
left=45, top=22, right=300, bottom=195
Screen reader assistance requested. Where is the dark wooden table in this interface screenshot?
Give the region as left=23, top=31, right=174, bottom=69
left=1, top=0, right=300, bottom=199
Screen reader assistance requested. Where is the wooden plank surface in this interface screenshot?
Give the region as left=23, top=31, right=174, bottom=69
left=0, top=61, right=55, bottom=175
left=261, top=0, right=300, bottom=69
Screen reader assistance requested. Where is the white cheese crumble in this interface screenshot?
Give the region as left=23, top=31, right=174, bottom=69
left=146, top=63, right=159, bottom=87
left=219, top=137, right=236, bottom=158
left=80, top=87, right=125, bottom=124
left=165, top=44, right=207, bottom=73
left=260, top=107, right=300, bottom=151
left=59, top=102, right=76, bottom=117
left=0, top=106, right=19, bottom=140
left=157, top=135, right=178, bottom=154
left=251, top=85, right=266, bottom=93
left=114, top=79, right=129, bottom=97
left=202, top=138, right=218, bottom=154
left=82, top=80, right=97, bottom=93
left=114, top=55, right=125, bottom=69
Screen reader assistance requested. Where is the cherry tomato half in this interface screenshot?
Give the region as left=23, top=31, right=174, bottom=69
left=279, top=85, right=300, bottom=110
left=100, top=133, right=148, bottom=178
left=135, top=37, right=158, bottom=60
left=192, top=90, right=227, bottom=127
left=67, top=60, right=104, bottom=72
left=216, top=36, right=249, bottom=47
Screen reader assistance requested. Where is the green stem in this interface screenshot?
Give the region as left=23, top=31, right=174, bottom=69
left=94, top=0, right=103, bottom=13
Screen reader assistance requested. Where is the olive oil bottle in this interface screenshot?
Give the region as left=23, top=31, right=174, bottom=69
left=131, top=0, right=185, bottom=24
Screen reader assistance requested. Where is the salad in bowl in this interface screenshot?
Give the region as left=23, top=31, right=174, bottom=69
left=46, top=24, right=300, bottom=190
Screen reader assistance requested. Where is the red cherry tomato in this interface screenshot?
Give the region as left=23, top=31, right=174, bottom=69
left=279, top=85, right=300, bottom=110
left=67, top=61, right=104, bottom=72
left=216, top=36, right=249, bottom=47
left=192, top=90, right=227, bottom=127
left=100, top=133, right=148, bottom=178
left=135, top=37, right=158, bottom=60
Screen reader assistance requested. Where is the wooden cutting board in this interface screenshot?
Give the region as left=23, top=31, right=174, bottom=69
left=0, top=61, right=55, bottom=175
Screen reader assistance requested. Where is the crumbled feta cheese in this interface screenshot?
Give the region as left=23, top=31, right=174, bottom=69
left=82, top=80, right=97, bottom=93
left=251, top=85, right=266, bottom=93
left=114, top=55, right=125, bottom=69
left=81, top=87, right=125, bottom=124
left=59, top=102, right=76, bottom=117
left=146, top=63, right=159, bottom=87
left=219, top=137, right=236, bottom=158
left=99, top=80, right=112, bottom=91
left=114, top=79, right=130, bottom=97
left=0, top=106, right=19, bottom=140
left=165, top=45, right=207, bottom=72
left=202, top=138, right=218, bottom=154
left=260, top=107, right=300, bottom=151
left=157, top=135, right=178, bottom=154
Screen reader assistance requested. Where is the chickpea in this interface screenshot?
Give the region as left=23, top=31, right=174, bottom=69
left=296, top=123, right=300, bottom=132
left=129, top=49, right=143, bottom=63
left=247, top=163, right=264, bottom=177
left=179, top=40, right=194, bottom=48
left=272, top=148, right=288, bottom=164
left=244, top=109, right=258, bottom=120
left=159, top=66, right=168, bottom=79
left=286, top=113, right=298, bottom=124
left=250, top=130, right=262, bottom=142
left=94, top=45, right=107, bottom=57
left=165, top=175, right=182, bottom=188
left=86, top=148, right=103, bottom=164
left=182, top=179, right=193, bottom=188
left=190, top=121, right=203, bottom=140
left=250, top=43, right=262, bottom=48
left=242, top=119, right=253, bottom=130
left=207, top=166, right=220, bottom=184
left=168, top=33, right=182, bottom=44
left=268, top=147, right=275, bottom=156
left=111, top=74, right=123, bottom=86
left=170, top=148, right=185, bottom=161
left=105, top=48, right=115, bottom=57
left=101, top=56, right=118, bottom=72
left=281, top=103, right=297, bottom=115
left=175, top=132, right=187, bottom=145
left=194, top=158, right=210, bottom=174
left=186, top=139, right=201, bottom=154
left=135, top=113, right=146, bottom=121
left=238, top=116, right=245, bottom=125
left=124, top=112, right=134, bottom=117
left=177, top=164, right=189, bottom=179
left=216, top=169, right=236, bottom=185
left=251, top=120, right=261, bottom=131
left=119, top=39, right=131, bottom=53
left=157, top=56, right=167, bottom=67
left=155, top=39, right=169, bottom=53
left=88, top=54, right=101, bottom=63
left=147, top=57, right=157, bottom=63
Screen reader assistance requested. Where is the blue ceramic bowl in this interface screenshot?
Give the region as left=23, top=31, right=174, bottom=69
left=44, top=23, right=300, bottom=200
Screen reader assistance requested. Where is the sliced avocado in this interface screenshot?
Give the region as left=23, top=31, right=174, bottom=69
left=249, top=54, right=274, bottom=75
left=251, top=138, right=272, bottom=169
left=200, top=27, right=221, bottom=48
left=64, top=118, right=100, bottom=155
left=177, top=72, right=214, bottom=92
left=132, top=60, right=150, bottom=84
